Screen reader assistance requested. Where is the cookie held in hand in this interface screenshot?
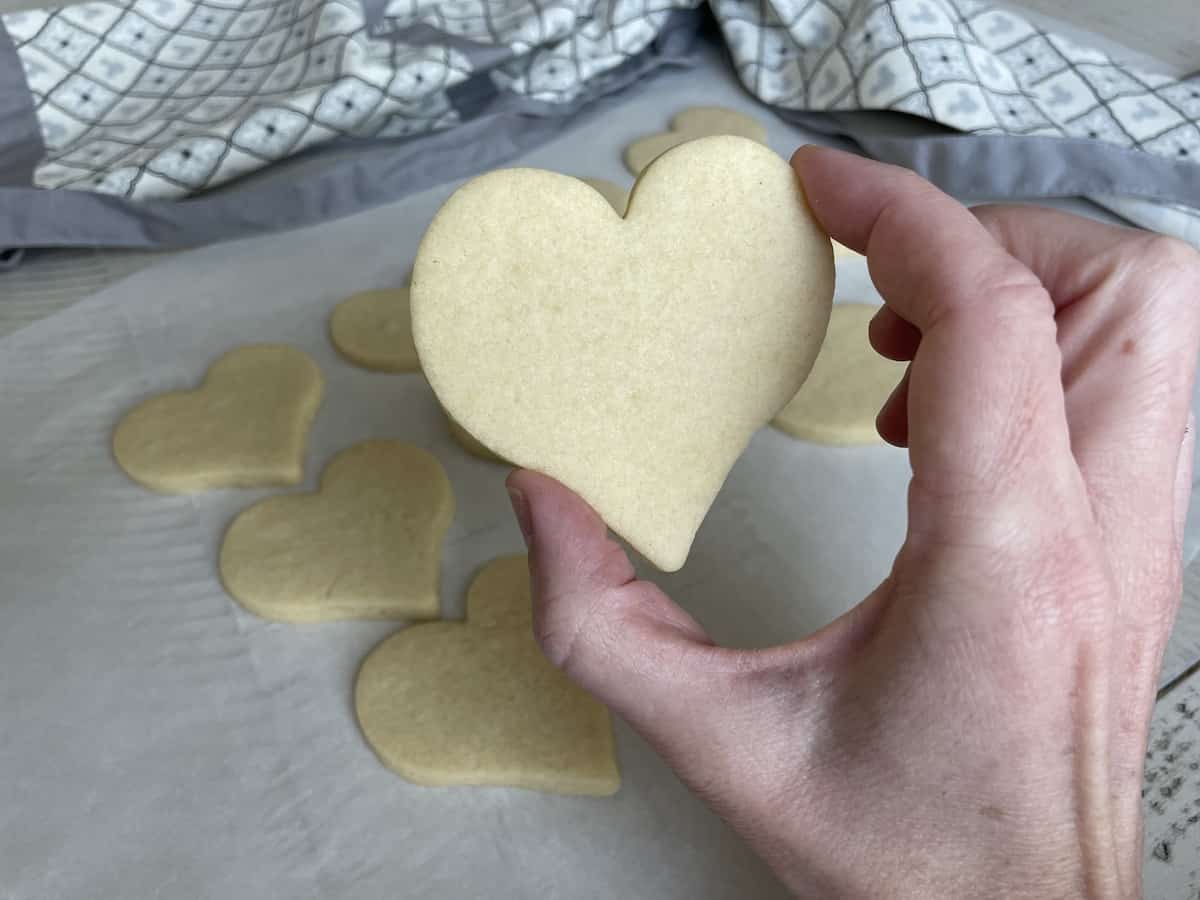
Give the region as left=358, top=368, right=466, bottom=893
left=411, top=135, right=834, bottom=570
left=623, top=106, right=767, bottom=175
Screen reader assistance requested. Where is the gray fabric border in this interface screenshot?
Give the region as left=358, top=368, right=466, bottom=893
left=0, top=22, right=42, bottom=189
left=778, top=109, right=1200, bottom=210
left=3, top=11, right=1199, bottom=255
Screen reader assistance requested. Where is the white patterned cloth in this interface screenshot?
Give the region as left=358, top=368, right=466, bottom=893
left=1, top=0, right=1198, bottom=238
left=2, top=0, right=693, bottom=198
left=5, top=0, right=465, bottom=198
left=717, top=0, right=1198, bottom=153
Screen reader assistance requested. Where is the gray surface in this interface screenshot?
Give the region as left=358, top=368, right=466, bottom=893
left=1011, top=0, right=1200, bottom=72
left=780, top=109, right=1200, bottom=206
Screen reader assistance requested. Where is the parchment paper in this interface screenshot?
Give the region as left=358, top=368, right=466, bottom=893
left=0, top=62, right=1184, bottom=899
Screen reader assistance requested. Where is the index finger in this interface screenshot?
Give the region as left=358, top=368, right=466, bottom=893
left=791, top=146, right=1087, bottom=547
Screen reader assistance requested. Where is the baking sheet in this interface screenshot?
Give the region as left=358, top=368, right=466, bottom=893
left=1, top=59, right=1191, bottom=898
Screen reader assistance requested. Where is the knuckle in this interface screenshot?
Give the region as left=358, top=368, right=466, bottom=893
left=886, top=162, right=934, bottom=195
left=1130, top=235, right=1200, bottom=318
left=1137, top=233, right=1200, bottom=277
left=532, top=580, right=616, bottom=680
left=1117, top=234, right=1200, bottom=355
left=974, top=272, right=1055, bottom=324
left=529, top=537, right=634, bottom=676
left=968, top=202, right=1018, bottom=239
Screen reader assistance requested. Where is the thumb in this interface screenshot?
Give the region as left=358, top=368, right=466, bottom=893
left=505, top=471, right=879, bottom=892
left=505, top=469, right=747, bottom=759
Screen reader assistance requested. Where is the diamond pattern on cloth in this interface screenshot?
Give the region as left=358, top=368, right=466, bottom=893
left=374, top=0, right=700, bottom=104
left=4, top=0, right=468, bottom=198
left=712, top=0, right=1200, bottom=165
left=2, top=0, right=1199, bottom=202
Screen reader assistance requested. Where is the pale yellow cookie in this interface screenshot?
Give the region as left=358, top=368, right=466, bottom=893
left=772, top=303, right=905, bottom=445
left=832, top=239, right=860, bottom=259
left=355, top=554, right=620, bottom=795
left=412, top=135, right=834, bottom=571
left=441, top=178, right=623, bottom=466
left=445, top=411, right=506, bottom=463
left=113, top=344, right=323, bottom=493
left=329, top=287, right=419, bottom=372
left=623, top=106, right=768, bottom=175
left=219, top=440, right=453, bottom=622
left=579, top=177, right=629, bottom=215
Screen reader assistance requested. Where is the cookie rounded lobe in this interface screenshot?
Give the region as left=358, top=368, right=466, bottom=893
left=112, top=343, right=323, bottom=493
left=445, top=410, right=506, bottom=463
left=623, top=105, right=768, bottom=175
left=329, top=287, right=420, bottom=373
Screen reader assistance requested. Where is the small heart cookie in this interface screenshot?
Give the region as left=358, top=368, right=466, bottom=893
left=772, top=304, right=906, bottom=445
left=623, top=106, right=767, bottom=175
left=219, top=440, right=453, bottom=622
left=329, top=287, right=420, bottom=373
left=412, top=136, right=834, bottom=570
left=113, top=344, right=323, bottom=493
left=354, top=554, right=619, bottom=795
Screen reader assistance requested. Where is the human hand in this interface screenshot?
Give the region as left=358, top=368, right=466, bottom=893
left=504, top=146, right=1200, bottom=898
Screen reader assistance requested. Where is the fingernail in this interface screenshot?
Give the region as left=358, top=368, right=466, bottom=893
left=507, top=486, right=533, bottom=546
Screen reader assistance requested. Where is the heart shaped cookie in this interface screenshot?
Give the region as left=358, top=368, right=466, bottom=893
left=219, top=440, right=453, bottom=622
left=329, top=287, right=420, bottom=373
left=773, top=303, right=906, bottom=445
left=579, top=177, right=629, bottom=215
left=623, top=106, right=767, bottom=175
left=832, top=239, right=859, bottom=259
left=113, top=344, right=323, bottom=493
left=354, top=554, right=619, bottom=795
left=445, top=411, right=506, bottom=463
left=412, top=136, right=834, bottom=570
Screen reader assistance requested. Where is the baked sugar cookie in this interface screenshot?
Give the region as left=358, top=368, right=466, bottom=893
left=329, top=287, right=420, bottom=372
left=580, top=177, right=629, bottom=215
left=219, top=440, right=453, bottom=622
left=112, top=344, right=323, bottom=493
left=412, top=136, right=834, bottom=571
left=355, top=554, right=619, bottom=795
left=623, top=106, right=768, bottom=175
left=772, top=303, right=905, bottom=445
left=445, top=411, right=505, bottom=463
